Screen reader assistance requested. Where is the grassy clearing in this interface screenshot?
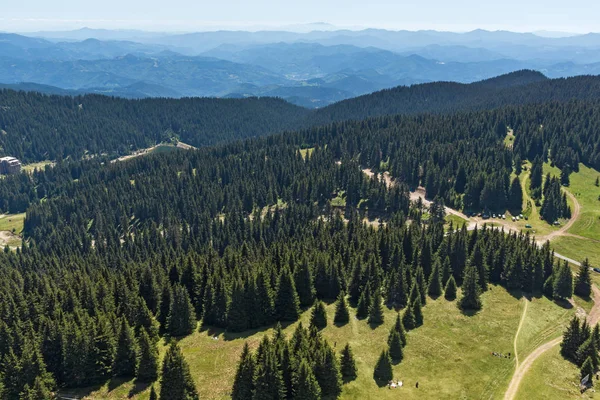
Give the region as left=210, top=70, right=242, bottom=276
left=515, top=295, right=573, bottom=361
left=445, top=213, right=468, bottom=228
left=21, top=160, right=54, bottom=173
left=331, top=191, right=347, bottom=207
left=66, top=285, right=578, bottom=400
left=564, top=164, right=600, bottom=241
left=299, top=147, right=315, bottom=160
left=148, top=144, right=179, bottom=155
left=515, top=345, right=597, bottom=400
left=551, top=236, right=600, bottom=269
left=0, top=213, right=25, bottom=234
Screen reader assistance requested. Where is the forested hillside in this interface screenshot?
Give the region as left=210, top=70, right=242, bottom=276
left=2, top=71, right=600, bottom=162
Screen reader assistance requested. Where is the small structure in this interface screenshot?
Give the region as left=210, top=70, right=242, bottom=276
left=0, top=156, right=21, bottom=175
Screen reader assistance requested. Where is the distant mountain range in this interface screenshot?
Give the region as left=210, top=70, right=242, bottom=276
left=1, top=29, right=600, bottom=107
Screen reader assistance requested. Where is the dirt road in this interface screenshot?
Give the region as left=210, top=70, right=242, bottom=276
left=504, top=285, right=600, bottom=400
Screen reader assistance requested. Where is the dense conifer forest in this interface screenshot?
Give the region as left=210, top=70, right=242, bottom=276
left=2, top=71, right=600, bottom=163
left=0, top=71, right=599, bottom=398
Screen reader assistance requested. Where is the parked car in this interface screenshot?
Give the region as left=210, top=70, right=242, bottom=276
left=593, top=268, right=600, bottom=274
left=525, top=224, right=532, bottom=228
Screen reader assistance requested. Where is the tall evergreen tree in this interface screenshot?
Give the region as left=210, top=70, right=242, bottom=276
left=167, top=284, right=197, bottom=336
left=553, top=263, right=573, bottom=301
left=356, top=286, right=371, bottom=320
left=508, top=177, right=523, bottom=213
left=561, top=316, right=583, bottom=361
left=136, top=327, right=159, bottom=383
left=310, top=300, right=328, bottom=330
left=274, top=267, right=301, bottom=322
left=232, top=343, right=255, bottom=400
left=160, top=341, right=198, bottom=400
left=294, top=259, right=316, bottom=307
left=458, top=264, right=482, bottom=311
left=253, top=343, right=286, bottom=400
left=314, top=345, right=342, bottom=398
left=340, top=343, right=357, bottom=381
left=227, top=280, right=249, bottom=332
left=428, top=259, right=443, bottom=298
left=444, top=276, right=457, bottom=300
left=574, top=259, right=592, bottom=299
left=113, top=316, right=139, bottom=378
left=333, top=292, right=350, bottom=325
left=388, top=330, right=404, bottom=363
left=292, top=358, right=321, bottom=400
left=368, top=288, right=385, bottom=326
left=373, top=350, right=393, bottom=384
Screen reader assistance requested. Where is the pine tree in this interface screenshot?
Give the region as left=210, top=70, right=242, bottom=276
left=232, top=343, right=255, bottom=400
left=274, top=267, right=301, bottom=322
left=310, top=300, right=328, bottom=330
left=167, top=284, right=197, bottom=336
left=136, top=327, right=159, bottom=383
left=113, top=316, right=139, bottom=378
left=574, top=259, right=592, bottom=298
left=368, top=288, right=384, bottom=326
left=553, top=263, right=573, bottom=301
left=92, top=317, right=117, bottom=381
left=373, top=350, right=393, bottom=384
left=19, top=376, right=52, bottom=400
left=294, top=259, right=316, bottom=308
left=388, top=330, right=404, bottom=364
left=458, top=264, right=482, bottom=311
left=340, top=343, right=357, bottom=381
left=428, top=259, right=443, bottom=298
left=561, top=316, right=583, bottom=361
left=157, top=284, right=172, bottom=334
left=292, top=358, right=321, bottom=400
left=508, top=177, right=523, bottom=213
left=576, top=337, right=599, bottom=369
left=228, top=280, right=249, bottom=332
left=445, top=275, right=457, bottom=300
left=412, top=298, right=424, bottom=327
left=333, top=292, right=350, bottom=325
left=314, top=345, right=342, bottom=398
left=581, top=356, right=595, bottom=383
left=356, top=285, right=371, bottom=319
left=402, top=304, right=416, bottom=331
left=159, top=341, right=199, bottom=400
left=391, top=313, right=407, bottom=346
left=253, top=343, right=286, bottom=400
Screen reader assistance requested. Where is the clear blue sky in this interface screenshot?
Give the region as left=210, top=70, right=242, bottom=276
left=1, top=0, right=597, bottom=33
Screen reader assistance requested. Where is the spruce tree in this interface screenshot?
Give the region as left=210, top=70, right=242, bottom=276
left=227, top=280, right=249, bottom=332
left=253, top=344, right=286, bottom=400
left=340, top=343, right=357, bottom=381
left=314, top=345, right=343, bottom=398
left=160, top=341, right=198, bottom=400
left=576, top=337, right=599, bottom=369
left=334, top=292, right=350, bottom=325
left=428, top=259, right=443, bottom=298
left=292, top=358, right=321, bottom=400
left=458, top=264, right=482, bottom=311
left=402, top=304, right=416, bottom=331
left=136, top=327, right=159, bottom=383
left=294, top=259, right=316, bottom=308
left=232, top=343, right=255, bottom=400
left=310, top=300, right=328, bottom=330
left=445, top=276, right=457, bottom=301
left=113, top=316, right=139, bottom=378
left=274, top=267, right=301, bottom=322
left=373, top=350, right=393, bottom=384
left=391, top=313, right=407, bottom=346
left=574, top=259, right=592, bottom=299
left=553, top=263, right=573, bottom=301
left=508, top=177, right=523, bottom=213
left=356, top=286, right=371, bottom=319
left=412, top=298, right=424, bottom=326
left=167, top=284, right=197, bottom=336
left=92, top=317, right=117, bottom=381
left=581, top=356, right=595, bottom=383
left=388, top=330, right=404, bottom=363
left=561, top=316, right=583, bottom=361
left=368, top=288, right=384, bottom=326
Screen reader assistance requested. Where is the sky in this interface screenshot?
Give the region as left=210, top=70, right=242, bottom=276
left=1, top=0, right=598, bottom=33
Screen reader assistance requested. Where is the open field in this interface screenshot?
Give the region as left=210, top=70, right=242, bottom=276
left=0, top=213, right=25, bottom=247
left=21, top=160, right=54, bottom=173
left=60, top=285, right=578, bottom=400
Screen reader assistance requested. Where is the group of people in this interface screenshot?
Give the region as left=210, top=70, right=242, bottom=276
left=387, top=380, right=403, bottom=389
left=491, top=352, right=511, bottom=359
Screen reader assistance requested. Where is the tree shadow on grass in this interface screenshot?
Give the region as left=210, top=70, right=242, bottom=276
left=554, top=298, right=574, bottom=309
left=460, top=307, right=481, bottom=317
left=58, top=383, right=104, bottom=400
left=128, top=381, right=151, bottom=398
left=107, top=377, right=128, bottom=393
left=373, top=377, right=391, bottom=388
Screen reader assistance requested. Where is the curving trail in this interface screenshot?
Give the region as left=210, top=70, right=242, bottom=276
left=513, top=298, right=529, bottom=369
left=540, top=190, right=581, bottom=243
left=504, top=285, right=600, bottom=400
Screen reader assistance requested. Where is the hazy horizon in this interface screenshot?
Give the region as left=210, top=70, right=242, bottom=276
left=1, top=0, right=599, bottom=34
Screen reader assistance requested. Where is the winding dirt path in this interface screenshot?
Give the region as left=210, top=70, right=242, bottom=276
left=504, top=285, right=600, bottom=400
left=513, top=298, right=529, bottom=369
left=541, top=190, right=581, bottom=243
